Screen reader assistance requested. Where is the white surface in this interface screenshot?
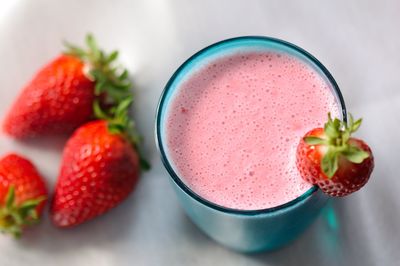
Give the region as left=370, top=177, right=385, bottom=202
left=0, top=0, right=399, bottom=265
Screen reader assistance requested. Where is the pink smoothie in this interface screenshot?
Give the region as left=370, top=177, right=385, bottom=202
left=165, top=50, right=340, bottom=210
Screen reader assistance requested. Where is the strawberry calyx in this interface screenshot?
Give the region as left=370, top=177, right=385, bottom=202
left=64, top=34, right=150, bottom=170
left=94, top=96, right=150, bottom=170
left=0, top=186, right=46, bottom=238
left=64, top=34, right=131, bottom=105
left=304, top=113, right=370, bottom=178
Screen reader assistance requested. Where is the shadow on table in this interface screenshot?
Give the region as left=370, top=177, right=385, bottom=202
left=14, top=186, right=141, bottom=254
left=15, top=135, right=69, bottom=152
left=247, top=199, right=376, bottom=266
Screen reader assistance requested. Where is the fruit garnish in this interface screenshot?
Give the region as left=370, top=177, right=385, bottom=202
left=2, top=54, right=94, bottom=138
left=0, top=154, right=47, bottom=237
left=296, top=113, right=374, bottom=197
left=65, top=34, right=149, bottom=170
left=51, top=79, right=147, bottom=227
left=2, top=34, right=149, bottom=169
left=51, top=119, right=140, bottom=227
left=93, top=96, right=150, bottom=170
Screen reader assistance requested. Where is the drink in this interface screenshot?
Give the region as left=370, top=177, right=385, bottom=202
left=164, top=45, right=339, bottom=210
left=156, top=37, right=345, bottom=252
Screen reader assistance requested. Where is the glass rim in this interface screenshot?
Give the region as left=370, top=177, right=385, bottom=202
left=155, top=36, right=346, bottom=215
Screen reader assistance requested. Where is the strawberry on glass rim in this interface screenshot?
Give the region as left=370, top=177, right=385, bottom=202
left=296, top=113, right=374, bottom=197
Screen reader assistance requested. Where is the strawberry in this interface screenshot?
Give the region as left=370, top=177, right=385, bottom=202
left=3, top=34, right=132, bottom=138
left=0, top=153, right=47, bottom=237
left=296, top=114, right=374, bottom=197
left=51, top=97, right=149, bottom=227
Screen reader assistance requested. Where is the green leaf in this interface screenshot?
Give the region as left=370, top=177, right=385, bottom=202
left=5, top=186, right=15, bottom=209
left=140, top=158, right=151, bottom=170
left=108, top=123, right=124, bottom=134
left=348, top=113, right=354, bottom=129
left=325, top=123, right=339, bottom=138
left=86, top=34, right=99, bottom=56
left=351, top=118, right=362, bottom=133
left=99, top=50, right=106, bottom=62
left=89, top=69, right=103, bottom=83
left=136, top=148, right=151, bottom=170
left=115, top=97, right=133, bottom=117
left=19, top=196, right=46, bottom=218
left=106, top=87, right=130, bottom=101
left=19, top=198, right=45, bottom=209
left=95, top=80, right=106, bottom=95
left=93, top=100, right=110, bottom=120
left=10, top=227, right=21, bottom=239
left=10, top=212, right=23, bottom=225
left=304, top=136, right=327, bottom=145
left=108, top=106, right=117, bottom=115
left=341, top=130, right=350, bottom=145
left=342, top=146, right=369, bottom=163
left=107, top=51, right=119, bottom=63
left=321, top=150, right=339, bottom=178
left=27, top=209, right=39, bottom=221
left=333, top=117, right=341, bottom=129
left=117, top=82, right=132, bottom=90
left=63, top=42, right=86, bottom=58
left=324, top=114, right=340, bottom=139
left=119, top=69, right=129, bottom=80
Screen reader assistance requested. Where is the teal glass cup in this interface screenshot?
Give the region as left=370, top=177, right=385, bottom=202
left=155, top=36, right=346, bottom=252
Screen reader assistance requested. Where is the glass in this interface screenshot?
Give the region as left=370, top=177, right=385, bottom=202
left=155, top=36, right=346, bottom=252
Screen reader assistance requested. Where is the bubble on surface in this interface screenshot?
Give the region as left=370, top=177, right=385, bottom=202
left=165, top=50, right=340, bottom=210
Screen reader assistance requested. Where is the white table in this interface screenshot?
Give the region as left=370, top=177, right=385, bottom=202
left=0, top=0, right=398, bottom=265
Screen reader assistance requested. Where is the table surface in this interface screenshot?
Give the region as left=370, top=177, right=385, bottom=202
left=0, top=0, right=399, bottom=265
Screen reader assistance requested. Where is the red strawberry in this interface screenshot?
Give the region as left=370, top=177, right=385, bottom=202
left=51, top=97, right=148, bottom=227
left=0, top=153, right=47, bottom=237
left=3, top=55, right=95, bottom=138
left=296, top=114, right=374, bottom=197
left=3, top=34, right=132, bottom=138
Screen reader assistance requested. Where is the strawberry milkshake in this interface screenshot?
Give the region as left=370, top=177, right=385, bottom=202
left=157, top=37, right=346, bottom=252
left=164, top=43, right=340, bottom=210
